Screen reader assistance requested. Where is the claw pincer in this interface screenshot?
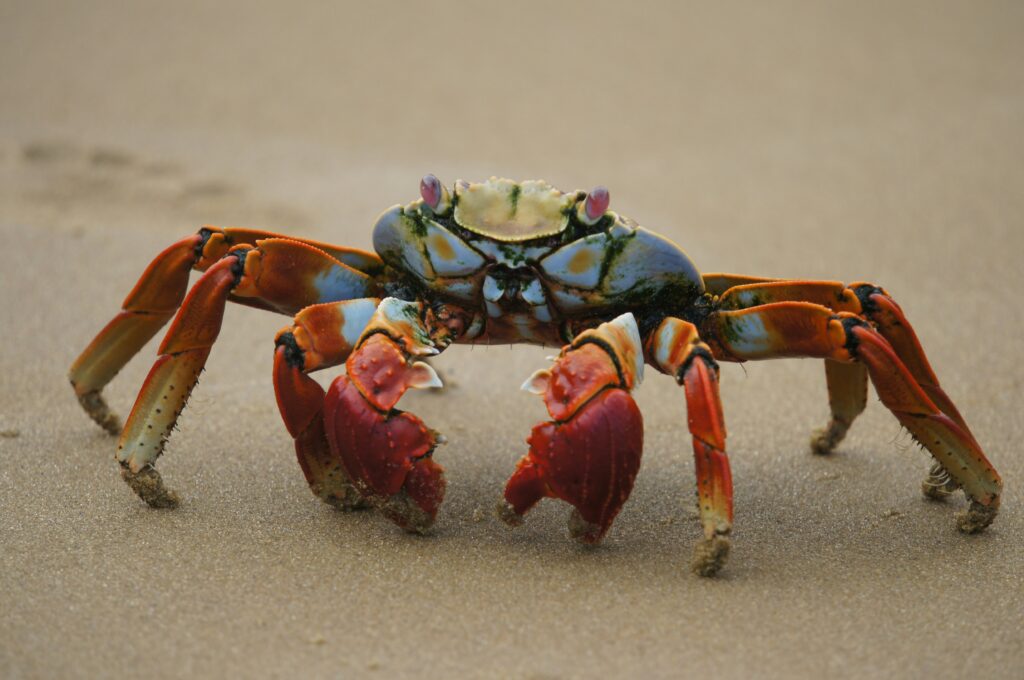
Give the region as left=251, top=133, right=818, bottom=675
left=325, top=333, right=446, bottom=533
left=501, top=316, right=645, bottom=543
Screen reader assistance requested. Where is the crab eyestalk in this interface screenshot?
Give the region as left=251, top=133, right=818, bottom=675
left=420, top=173, right=452, bottom=216
left=576, top=185, right=610, bottom=226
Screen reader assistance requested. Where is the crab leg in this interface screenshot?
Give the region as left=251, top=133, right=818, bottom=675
left=117, top=239, right=379, bottom=507
left=273, top=298, right=380, bottom=508
left=69, top=233, right=207, bottom=434
left=852, top=285, right=970, bottom=434
left=811, top=359, right=869, bottom=455
left=703, top=302, right=1002, bottom=533
left=714, top=278, right=973, bottom=455
left=322, top=299, right=451, bottom=533
left=69, top=225, right=383, bottom=433
left=498, top=313, right=645, bottom=544
left=701, top=272, right=780, bottom=297
left=647, top=317, right=733, bottom=576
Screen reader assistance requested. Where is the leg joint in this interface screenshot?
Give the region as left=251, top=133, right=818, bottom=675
left=850, top=283, right=886, bottom=313
left=837, top=315, right=871, bottom=355
left=228, top=247, right=249, bottom=283
left=677, top=346, right=719, bottom=384
left=195, top=226, right=217, bottom=259
left=275, top=331, right=305, bottom=370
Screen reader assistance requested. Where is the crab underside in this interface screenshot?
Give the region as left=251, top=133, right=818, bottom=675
left=69, top=176, right=1002, bottom=577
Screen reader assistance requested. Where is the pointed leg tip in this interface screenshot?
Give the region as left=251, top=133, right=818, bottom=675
left=691, top=535, right=731, bottom=577
left=956, top=501, right=998, bottom=534
left=810, top=419, right=848, bottom=456
left=568, top=509, right=605, bottom=545
left=495, top=499, right=524, bottom=527
left=809, top=431, right=835, bottom=456
left=100, top=417, right=123, bottom=436
left=77, top=390, right=123, bottom=435
left=120, top=464, right=180, bottom=508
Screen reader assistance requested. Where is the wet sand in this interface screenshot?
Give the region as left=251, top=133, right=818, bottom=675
left=1, top=2, right=1022, bottom=677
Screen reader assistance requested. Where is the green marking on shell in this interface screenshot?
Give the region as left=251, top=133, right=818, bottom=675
left=405, top=209, right=428, bottom=238
left=598, top=234, right=633, bottom=285
left=613, top=273, right=701, bottom=317
left=497, top=243, right=528, bottom=266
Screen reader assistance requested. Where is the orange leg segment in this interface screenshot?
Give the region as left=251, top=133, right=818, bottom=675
left=811, top=359, right=868, bottom=455
left=704, top=302, right=1001, bottom=533
left=714, top=279, right=973, bottom=454
left=273, top=298, right=380, bottom=509
left=499, top=314, right=645, bottom=544
left=856, top=287, right=970, bottom=434
left=69, top=233, right=206, bottom=434
left=116, top=240, right=379, bottom=507
left=647, top=316, right=733, bottom=576
left=69, top=226, right=384, bottom=434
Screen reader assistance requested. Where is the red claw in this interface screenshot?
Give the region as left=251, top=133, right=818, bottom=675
left=324, top=375, right=445, bottom=532
left=402, top=456, right=446, bottom=521
left=503, top=387, right=643, bottom=543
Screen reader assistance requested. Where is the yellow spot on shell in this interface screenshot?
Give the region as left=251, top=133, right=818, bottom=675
left=428, top=233, right=456, bottom=262
left=567, top=248, right=597, bottom=275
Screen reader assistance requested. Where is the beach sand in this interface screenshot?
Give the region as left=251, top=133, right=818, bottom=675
left=1, top=1, right=1022, bottom=677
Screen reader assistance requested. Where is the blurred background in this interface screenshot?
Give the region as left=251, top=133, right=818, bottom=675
left=2, top=1, right=1022, bottom=678
left=4, top=0, right=1021, bottom=278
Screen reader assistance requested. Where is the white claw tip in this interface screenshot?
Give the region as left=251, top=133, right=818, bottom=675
left=608, top=312, right=645, bottom=384
left=520, top=368, right=551, bottom=395
left=409, top=362, right=443, bottom=389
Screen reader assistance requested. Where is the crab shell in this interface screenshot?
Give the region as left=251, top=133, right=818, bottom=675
left=372, top=177, right=704, bottom=342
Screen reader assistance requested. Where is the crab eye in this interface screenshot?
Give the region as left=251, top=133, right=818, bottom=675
left=419, top=174, right=452, bottom=215
left=420, top=174, right=441, bottom=207
left=577, top=186, right=610, bottom=226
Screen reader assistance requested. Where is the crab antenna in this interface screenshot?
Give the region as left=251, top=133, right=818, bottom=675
left=419, top=174, right=452, bottom=215
left=578, top=186, right=610, bottom=225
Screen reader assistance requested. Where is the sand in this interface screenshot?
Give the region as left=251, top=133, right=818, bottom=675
left=1, top=1, right=1023, bottom=677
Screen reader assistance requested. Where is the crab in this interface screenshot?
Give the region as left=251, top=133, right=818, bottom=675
left=69, top=175, right=1002, bottom=576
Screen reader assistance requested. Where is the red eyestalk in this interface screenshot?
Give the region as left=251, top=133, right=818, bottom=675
left=578, top=185, right=610, bottom=225
left=419, top=174, right=451, bottom=215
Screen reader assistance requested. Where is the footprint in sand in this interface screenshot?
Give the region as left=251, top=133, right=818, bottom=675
left=179, top=179, right=243, bottom=200
left=87, top=148, right=135, bottom=168
left=14, top=140, right=310, bottom=232
left=21, top=140, right=81, bottom=164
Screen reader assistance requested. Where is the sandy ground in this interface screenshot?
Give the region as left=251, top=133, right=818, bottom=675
left=1, top=1, right=1023, bottom=677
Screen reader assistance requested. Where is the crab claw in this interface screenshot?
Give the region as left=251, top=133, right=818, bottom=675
left=419, top=173, right=452, bottom=215
left=501, top=389, right=643, bottom=542
left=577, top=185, right=610, bottom=226
left=500, top=339, right=644, bottom=543
left=323, top=334, right=447, bottom=532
